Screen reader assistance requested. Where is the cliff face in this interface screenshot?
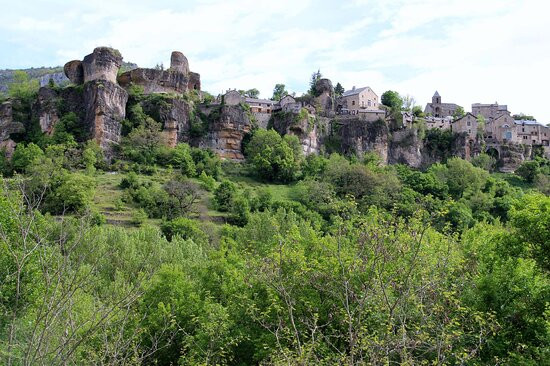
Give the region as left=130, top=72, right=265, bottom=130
left=270, top=110, right=331, bottom=155
left=141, top=96, right=190, bottom=147
left=340, top=118, right=389, bottom=163
left=0, top=101, right=23, bottom=157
left=197, top=105, right=252, bottom=160
left=84, top=81, right=128, bottom=154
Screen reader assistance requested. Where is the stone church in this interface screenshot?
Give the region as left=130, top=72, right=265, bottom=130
left=424, top=91, right=462, bottom=118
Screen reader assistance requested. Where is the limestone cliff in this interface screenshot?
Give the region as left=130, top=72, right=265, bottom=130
left=84, top=81, right=128, bottom=154
left=0, top=101, right=23, bottom=157
left=340, top=118, right=389, bottom=163
left=197, top=105, right=252, bottom=160
left=141, top=96, right=190, bottom=147
left=270, top=110, right=329, bottom=155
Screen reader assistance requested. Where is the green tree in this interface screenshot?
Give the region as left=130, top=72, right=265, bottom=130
left=381, top=90, right=402, bottom=110
left=214, top=180, right=236, bottom=212
left=11, top=142, right=44, bottom=173
left=308, top=69, right=322, bottom=96
left=245, top=129, right=303, bottom=182
left=8, top=70, right=39, bottom=100
left=244, top=88, right=260, bottom=98
left=453, top=106, right=465, bottom=120
left=272, top=83, right=288, bottom=101
left=516, top=160, right=540, bottom=183
left=334, top=82, right=345, bottom=97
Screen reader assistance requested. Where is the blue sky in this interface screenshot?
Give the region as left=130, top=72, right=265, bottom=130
left=1, top=0, right=549, bottom=121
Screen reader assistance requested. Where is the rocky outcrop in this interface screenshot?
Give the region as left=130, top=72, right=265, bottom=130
left=198, top=105, right=252, bottom=160
left=170, top=51, right=189, bottom=75
left=118, top=68, right=190, bottom=94
left=0, top=101, right=24, bottom=142
left=82, top=47, right=123, bottom=84
left=498, top=143, right=530, bottom=172
left=84, top=81, right=128, bottom=155
left=340, top=118, right=389, bottom=163
left=270, top=110, right=329, bottom=155
left=118, top=51, right=200, bottom=95
left=142, top=96, right=190, bottom=147
left=64, top=60, right=84, bottom=84
left=388, top=128, right=423, bottom=168
left=34, top=87, right=59, bottom=134
left=314, top=78, right=335, bottom=116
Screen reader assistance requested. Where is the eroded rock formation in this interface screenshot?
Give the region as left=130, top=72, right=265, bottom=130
left=118, top=51, right=200, bottom=95
left=34, top=87, right=59, bottom=134
left=84, top=81, right=128, bottom=153
left=197, top=105, right=252, bottom=160
left=340, top=118, right=389, bottom=163
left=82, top=47, right=123, bottom=84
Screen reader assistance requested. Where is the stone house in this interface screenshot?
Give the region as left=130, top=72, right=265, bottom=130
left=485, top=114, right=517, bottom=143
left=424, top=91, right=462, bottom=118
left=244, top=97, right=275, bottom=114
left=451, top=112, right=478, bottom=140
left=424, top=115, right=453, bottom=130
left=515, top=120, right=550, bottom=145
left=340, top=86, right=379, bottom=112
left=279, top=95, right=296, bottom=107
left=472, top=102, right=510, bottom=121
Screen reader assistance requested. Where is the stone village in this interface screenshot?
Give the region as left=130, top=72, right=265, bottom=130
left=1, top=47, right=549, bottom=172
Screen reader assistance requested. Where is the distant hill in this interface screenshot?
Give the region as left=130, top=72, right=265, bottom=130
left=0, top=62, right=138, bottom=93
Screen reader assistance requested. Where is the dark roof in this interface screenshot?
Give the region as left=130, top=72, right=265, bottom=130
left=433, top=91, right=440, bottom=97
left=245, top=97, right=275, bottom=104
left=343, top=86, right=372, bottom=97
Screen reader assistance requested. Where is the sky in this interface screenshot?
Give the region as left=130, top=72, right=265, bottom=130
left=1, top=0, right=549, bottom=121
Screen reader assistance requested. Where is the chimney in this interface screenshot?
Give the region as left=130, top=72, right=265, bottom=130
left=352, top=86, right=356, bottom=90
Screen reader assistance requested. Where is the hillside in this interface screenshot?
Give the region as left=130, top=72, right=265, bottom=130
left=1, top=46, right=549, bottom=365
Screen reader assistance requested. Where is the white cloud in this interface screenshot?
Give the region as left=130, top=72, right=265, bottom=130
left=1, top=0, right=549, bottom=120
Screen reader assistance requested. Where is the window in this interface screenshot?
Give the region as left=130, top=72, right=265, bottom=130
left=522, top=128, right=525, bottom=132
left=468, top=129, right=471, bottom=134
left=352, top=101, right=355, bottom=106
left=368, top=100, right=371, bottom=107
left=467, top=121, right=471, bottom=126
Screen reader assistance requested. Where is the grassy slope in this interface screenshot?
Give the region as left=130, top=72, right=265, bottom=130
left=92, top=161, right=294, bottom=229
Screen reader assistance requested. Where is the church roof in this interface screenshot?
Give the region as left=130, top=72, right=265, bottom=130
left=433, top=91, right=440, bottom=97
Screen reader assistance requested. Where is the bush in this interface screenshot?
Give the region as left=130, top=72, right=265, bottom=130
left=131, top=208, right=148, bottom=226
left=12, top=143, right=44, bottom=172
left=245, top=129, right=303, bottom=182
left=198, top=171, right=216, bottom=191
left=161, top=217, right=208, bottom=243
left=170, top=143, right=196, bottom=177
left=191, top=148, right=221, bottom=179
left=516, top=160, right=540, bottom=183
left=214, top=180, right=236, bottom=212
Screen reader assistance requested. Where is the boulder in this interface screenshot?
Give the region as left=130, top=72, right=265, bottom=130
left=170, top=51, right=189, bottom=75
left=63, top=60, right=84, bottom=84
left=315, top=78, right=333, bottom=95
left=82, top=47, right=123, bottom=84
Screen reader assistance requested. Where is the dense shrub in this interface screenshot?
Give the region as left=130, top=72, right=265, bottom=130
left=245, top=129, right=303, bottom=182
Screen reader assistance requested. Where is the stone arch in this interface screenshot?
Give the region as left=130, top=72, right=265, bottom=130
left=486, top=146, right=499, bottom=160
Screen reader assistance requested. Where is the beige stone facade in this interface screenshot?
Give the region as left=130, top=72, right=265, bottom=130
left=472, top=102, right=509, bottom=121
left=424, top=91, right=462, bottom=118
left=485, top=114, right=517, bottom=143
left=424, top=116, right=453, bottom=130
left=341, top=86, right=379, bottom=112
left=451, top=113, right=478, bottom=140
